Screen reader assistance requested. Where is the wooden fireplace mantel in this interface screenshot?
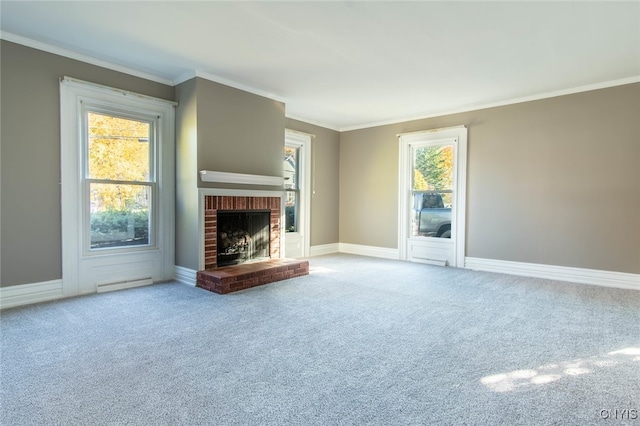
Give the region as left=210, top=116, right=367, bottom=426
left=200, top=170, right=284, bottom=186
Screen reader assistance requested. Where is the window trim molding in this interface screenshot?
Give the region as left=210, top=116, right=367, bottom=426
left=60, top=77, right=175, bottom=297
left=398, top=125, right=467, bottom=267
left=285, top=129, right=312, bottom=258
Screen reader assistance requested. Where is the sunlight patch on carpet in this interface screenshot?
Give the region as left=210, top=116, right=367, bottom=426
left=480, top=347, right=640, bottom=392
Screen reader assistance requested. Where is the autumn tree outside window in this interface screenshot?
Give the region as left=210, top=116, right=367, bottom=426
left=85, top=111, right=155, bottom=249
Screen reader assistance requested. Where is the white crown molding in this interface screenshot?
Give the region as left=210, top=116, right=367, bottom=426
left=465, top=257, right=640, bottom=291
left=4, top=31, right=638, bottom=134
left=173, top=70, right=198, bottom=86
left=200, top=170, right=284, bottom=187
left=285, top=113, right=340, bottom=132
left=1, top=31, right=175, bottom=86
left=176, top=69, right=286, bottom=104
left=339, top=75, right=640, bottom=132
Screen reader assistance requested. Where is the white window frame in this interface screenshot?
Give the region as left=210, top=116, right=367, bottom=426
left=80, top=104, right=159, bottom=255
left=60, top=77, right=175, bottom=296
left=398, top=125, right=467, bottom=267
left=284, top=129, right=312, bottom=258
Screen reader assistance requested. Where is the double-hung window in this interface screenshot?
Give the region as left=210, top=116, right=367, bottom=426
left=84, top=110, right=156, bottom=250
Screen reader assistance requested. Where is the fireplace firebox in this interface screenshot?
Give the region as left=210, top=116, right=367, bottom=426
left=203, top=195, right=281, bottom=269
left=216, top=210, right=270, bottom=267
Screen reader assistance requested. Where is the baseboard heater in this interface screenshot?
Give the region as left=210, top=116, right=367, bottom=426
left=96, top=277, right=153, bottom=293
left=414, top=257, right=447, bottom=267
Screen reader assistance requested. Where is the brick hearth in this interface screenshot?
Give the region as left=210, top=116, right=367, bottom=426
left=197, top=258, right=309, bottom=294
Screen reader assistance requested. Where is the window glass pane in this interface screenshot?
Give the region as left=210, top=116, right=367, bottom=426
left=87, top=112, right=151, bottom=181
left=412, top=145, right=453, bottom=191
left=411, top=145, right=453, bottom=238
left=285, top=191, right=297, bottom=233
left=90, top=183, right=150, bottom=248
left=284, top=146, right=298, bottom=190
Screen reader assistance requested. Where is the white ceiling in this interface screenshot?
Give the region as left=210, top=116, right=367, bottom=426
left=1, top=1, right=639, bottom=131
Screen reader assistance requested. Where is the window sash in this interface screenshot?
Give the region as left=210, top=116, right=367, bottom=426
left=81, top=107, right=159, bottom=253
left=87, top=182, right=153, bottom=249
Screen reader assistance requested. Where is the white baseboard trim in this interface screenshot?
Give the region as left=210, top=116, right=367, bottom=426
left=339, top=243, right=400, bottom=260
left=0, top=279, right=64, bottom=309
left=175, top=265, right=197, bottom=286
left=309, top=243, right=340, bottom=257
left=465, top=257, right=640, bottom=291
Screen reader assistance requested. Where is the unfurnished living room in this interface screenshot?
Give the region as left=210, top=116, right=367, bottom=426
left=1, top=2, right=639, bottom=425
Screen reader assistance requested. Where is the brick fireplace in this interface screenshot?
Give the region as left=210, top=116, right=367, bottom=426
left=198, top=193, right=309, bottom=294
left=203, top=195, right=282, bottom=269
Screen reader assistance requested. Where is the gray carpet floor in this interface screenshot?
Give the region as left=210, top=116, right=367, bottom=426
left=1, top=254, right=639, bottom=425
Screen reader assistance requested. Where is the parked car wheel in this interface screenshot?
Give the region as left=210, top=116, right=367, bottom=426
left=438, top=226, right=451, bottom=238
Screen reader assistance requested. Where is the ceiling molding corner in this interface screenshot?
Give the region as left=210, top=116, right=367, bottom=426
left=192, top=70, right=285, bottom=104
left=285, top=114, right=340, bottom=132
left=1, top=31, right=175, bottom=87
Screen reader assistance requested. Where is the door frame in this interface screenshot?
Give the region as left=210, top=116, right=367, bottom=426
left=398, top=125, right=467, bottom=267
left=284, top=129, right=312, bottom=258
left=60, top=77, right=175, bottom=296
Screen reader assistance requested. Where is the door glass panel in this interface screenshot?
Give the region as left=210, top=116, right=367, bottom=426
left=284, top=146, right=298, bottom=190
left=89, top=183, right=151, bottom=249
left=87, top=112, right=151, bottom=181
left=284, top=191, right=297, bottom=233
left=411, top=145, right=454, bottom=238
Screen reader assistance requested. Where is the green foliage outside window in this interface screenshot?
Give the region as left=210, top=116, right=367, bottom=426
left=413, top=146, right=453, bottom=191
left=90, top=209, right=149, bottom=248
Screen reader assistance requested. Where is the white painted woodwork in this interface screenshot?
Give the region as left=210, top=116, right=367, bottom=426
left=60, top=77, right=175, bottom=296
left=398, top=125, right=467, bottom=267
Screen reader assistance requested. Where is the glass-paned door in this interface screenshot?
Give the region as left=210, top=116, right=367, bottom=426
left=283, top=130, right=311, bottom=258
left=398, top=126, right=467, bottom=267
left=284, top=145, right=299, bottom=233
left=85, top=112, right=156, bottom=251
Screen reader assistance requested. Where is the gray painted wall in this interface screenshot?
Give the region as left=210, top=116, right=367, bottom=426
left=340, top=83, right=640, bottom=274
left=2, top=40, right=636, bottom=288
left=1, top=42, right=337, bottom=283
left=174, top=79, right=199, bottom=271
left=195, top=78, right=285, bottom=186
left=285, top=119, right=340, bottom=247
left=174, top=78, right=287, bottom=270
left=174, top=82, right=341, bottom=268
left=0, top=41, right=174, bottom=287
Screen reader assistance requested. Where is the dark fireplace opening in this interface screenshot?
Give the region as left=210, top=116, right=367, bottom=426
left=217, top=210, right=271, bottom=267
